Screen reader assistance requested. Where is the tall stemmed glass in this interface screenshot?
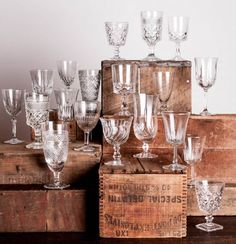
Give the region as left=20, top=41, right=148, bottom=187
left=195, top=180, right=225, bottom=232
left=74, top=101, right=101, bottom=152
left=162, top=111, right=190, bottom=171
left=57, top=60, right=77, bottom=89
left=2, top=89, right=24, bottom=144
left=112, top=63, right=138, bottom=116
left=100, top=115, right=133, bottom=166
left=105, top=22, right=129, bottom=60
left=168, top=16, right=189, bottom=61
left=133, top=94, right=158, bottom=158
left=42, top=122, right=70, bottom=189
left=195, top=57, right=218, bottom=116
left=141, top=10, right=163, bottom=61
left=24, top=92, right=49, bottom=149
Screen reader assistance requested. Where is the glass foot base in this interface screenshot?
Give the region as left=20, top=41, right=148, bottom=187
left=143, top=54, right=160, bottom=61
left=163, top=163, right=186, bottom=172
left=26, top=141, right=43, bottom=149
left=133, top=152, right=158, bottom=159
left=44, top=183, right=70, bottom=190
left=110, top=57, right=125, bottom=60
left=4, top=138, right=24, bottom=145
left=115, top=110, right=131, bottom=116
left=196, top=222, right=223, bottom=232
left=74, top=145, right=95, bottom=152
left=104, top=160, right=128, bottom=166
left=172, top=55, right=184, bottom=61
left=200, top=109, right=211, bottom=116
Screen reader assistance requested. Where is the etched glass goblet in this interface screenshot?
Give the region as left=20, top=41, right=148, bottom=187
left=100, top=115, right=133, bottom=166
left=2, top=89, right=24, bottom=144
left=168, top=16, right=189, bottom=61
left=162, top=111, right=190, bottom=171
left=42, top=121, right=69, bottom=189
left=105, top=22, right=129, bottom=60
left=195, top=57, right=218, bottom=116
left=195, top=180, right=225, bottom=232
left=74, top=101, right=101, bottom=152
left=24, top=92, right=49, bottom=149
left=141, top=10, right=163, bottom=61
left=133, top=93, right=158, bottom=158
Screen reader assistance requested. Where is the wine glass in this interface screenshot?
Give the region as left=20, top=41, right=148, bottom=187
left=57, top=60, right=77, bottom=89
left=2, top=89, right=24, bottom=144
left=183, top=135, right=205, bottom=187
left=73, top=101, right=101, bottom=152
left=111, top=63, right=138, bottom=115
left=168, top=16, right=189, bottom=61
left=161, top=111, right=190, bottom=171
left=105, top=22, right=129, bottom=60
left=133, top=93, right=158, bottom=158
left=42, top=121, right=70, bottom=189
left=154, top=71, right=174, bottom=111
left=141, top=10, right=163, bottom=61
left=30, top=69, right=54, bottom=95
left=195, top=180, right=225, bottom=232
left=100, top=115, right=133, bottom=166
left=78, top=69, right=101, bottom=101
left=195, top=57, right=218, bottom=116
left=24, top=92, right=49, bottom=149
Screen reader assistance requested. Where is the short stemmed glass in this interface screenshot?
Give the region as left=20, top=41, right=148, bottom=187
left=133, top=94, right=158, bottom=158
left=2, top=89, right=24, bottom=144
left=100, top=115, right=133, bottom=166
left=57, top=60, right=77, bottom=89
left=105, top=22, right=129, bottom=60
left=111, top=63, right=138, bottom=115
left=24, top=92, right=49, bottom=149
left=183, top=135, right=205, bottom=187
left=141, top=10, right=163, bottom=61
left=195, top=180, right=225, bottom=232
left=162, top=111, right=190, bottom=171
left=73, top=101, right=101, bottom=152
left=195, top=57, right=218, bottom=116
left=42, top=122, right=70, bottom=189
left=154, top=71, right=174, bottom=111
left=78, top=69, right=101, bottom=101
left=168, top=16, right=189, bottom=61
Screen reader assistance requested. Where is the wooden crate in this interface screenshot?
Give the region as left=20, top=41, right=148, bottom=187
left=99, top=153, right=187, bottom=238
left=101, top=60, right=191, bottom=115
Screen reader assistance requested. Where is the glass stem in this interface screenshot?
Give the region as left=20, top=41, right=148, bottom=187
left=53, top=171, right=60, bottom=186
left=203, top=89, right=208, bottom=112
left=34, top=128, right=42, bottom=143
left=121, top=95, right=129, bottom=115
left=190, top=163, right=196, bottom=182
left=84, top=132, right=90, bottom=146
left=113, top=144, right=121, bottom=162
left=161, top=101, right=168, bottom=111
left=175, top=41, right=181, bottom=58
left=205, top=214, right=214, bottom=226
left=11, top=117, right=17, bottom=139
left=142, top=142, right=149, bottom=154
left=149, top=45, right=155, bottom=56
left=114, top=45, right=120, bottom=59
left=173, top=144, right=178, bottom=165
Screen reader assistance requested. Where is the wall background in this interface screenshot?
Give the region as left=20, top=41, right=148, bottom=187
left=0, top=0, right=235, bottom=141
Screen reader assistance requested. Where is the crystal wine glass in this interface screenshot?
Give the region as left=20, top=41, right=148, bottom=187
left=42, top=121, right=70, bottom=189
left=195, top=57, right=218, bottom=116
left=73, top=100, right=101, bottom=152
left=195, top=180, right=225, bottom=232
left=2, top=89, right=24, bottom=144
left=105, top=22, right=129, bottom=60
left=24, top=92, right=49, bottom=149
left=154, top=71, right=174, bottom=111
left=168, top=16, right=189, bottom=61
left=183, top=135, right=205, bottom=187
left=100, top=115, right=133, bottom=166
left=133, top=93, right=158, bottom=158
left=78, top=69, right=101, bottom=101
left=162, top=111, right=190, bottom=171
left=111, top=63, right=138, bottom=115
left=141, top=10, right=163, bottom=61
left=57, top=60, right=77, bottom=89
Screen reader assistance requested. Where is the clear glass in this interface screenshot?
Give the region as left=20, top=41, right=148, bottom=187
left=30, top=69, right=54, bottom=95
left=74, top=101, right=101, bottom=152
left=100, top=115, right=133, bottom=166
left=161, top=111, right=190, bottom=171
left=168, top=16, right=189, bottom=61
left=183, top=135, right=205, bottom=187
left=195, top=180, right=225, bottom=232
left=195, top=57, right=218, bottom=116
left=24, top=92, right=49, bottom=149
left=154, top=71, right=174, bottom=111
left=57, top=60, right=77, bottom=89
left=2, top=89, right=24, bottom=144
left=133, top=94, right=158, bottom=158
left=141, top=10, right=163, bottom=61
left=105, top=22, right=128, bottom=60
left=78, top=69, right=101, bottom=101
left=42, top=122, right=69, bottom=189
left=111, top=63, right=138, bottom=116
